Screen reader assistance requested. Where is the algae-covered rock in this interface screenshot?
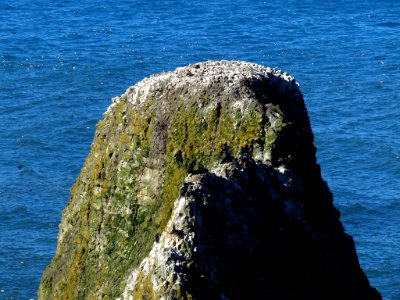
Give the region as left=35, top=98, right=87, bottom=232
left=39, top=61, right=381, bottom=299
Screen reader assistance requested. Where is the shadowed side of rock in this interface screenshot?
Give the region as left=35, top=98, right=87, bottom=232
left=38, top=61, right=381, bottom=300
left=121, top=156, right=380, bottom=300
left=179, top=159, right=380, bottom=300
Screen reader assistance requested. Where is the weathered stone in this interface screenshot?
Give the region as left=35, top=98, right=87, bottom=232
left=39, top=61, right=381, bottom=299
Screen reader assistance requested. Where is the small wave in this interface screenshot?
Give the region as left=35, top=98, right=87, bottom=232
left=0, top=203, right=28, bottom=219
left=343, top=198, right=399, bottom=211
left=340, top=202, right=371, bottom=214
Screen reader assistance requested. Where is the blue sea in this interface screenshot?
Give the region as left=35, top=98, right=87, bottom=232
left=0, top=0, right=399, bottom=299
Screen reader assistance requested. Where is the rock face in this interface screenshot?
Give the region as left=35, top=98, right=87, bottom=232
left=39, top=61, right=381, bottom=299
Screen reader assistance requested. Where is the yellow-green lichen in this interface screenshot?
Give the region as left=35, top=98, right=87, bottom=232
left=39, top=96, right=163, bottom=298
left=39, top=87, right=287, bottom=299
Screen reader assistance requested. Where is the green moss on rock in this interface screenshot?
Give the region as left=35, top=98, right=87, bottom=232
left=38, top=61, right=301, bottom=299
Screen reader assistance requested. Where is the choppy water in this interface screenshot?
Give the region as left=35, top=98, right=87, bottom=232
left=0, top=0, right=399, bottom=299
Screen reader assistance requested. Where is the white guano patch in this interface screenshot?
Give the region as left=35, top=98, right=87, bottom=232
left=107, top=60, right=299, bottom=114
left=120, top=188, right=196, bottom=299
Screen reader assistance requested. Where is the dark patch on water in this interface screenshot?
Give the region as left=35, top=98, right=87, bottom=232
left=377, top=21, right=400, bottom=28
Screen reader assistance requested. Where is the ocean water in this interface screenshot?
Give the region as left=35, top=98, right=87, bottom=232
left=0, top=0, right=399, bottom=298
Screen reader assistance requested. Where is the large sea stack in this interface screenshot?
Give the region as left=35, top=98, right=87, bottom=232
left=39, top=61, right=381, bottom=299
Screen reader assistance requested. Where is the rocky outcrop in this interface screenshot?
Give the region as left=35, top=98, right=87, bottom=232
left=39, top=61, right=381, bottom=299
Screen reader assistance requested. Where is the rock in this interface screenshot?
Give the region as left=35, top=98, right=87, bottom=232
left=38, top=61, right=381, bottom=299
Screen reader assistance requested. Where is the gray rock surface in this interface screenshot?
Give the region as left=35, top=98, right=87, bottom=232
left=39, top=61, right=381, bottom=300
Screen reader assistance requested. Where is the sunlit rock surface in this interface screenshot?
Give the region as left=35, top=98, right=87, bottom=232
left=39, top=61, right=381, bottom=300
